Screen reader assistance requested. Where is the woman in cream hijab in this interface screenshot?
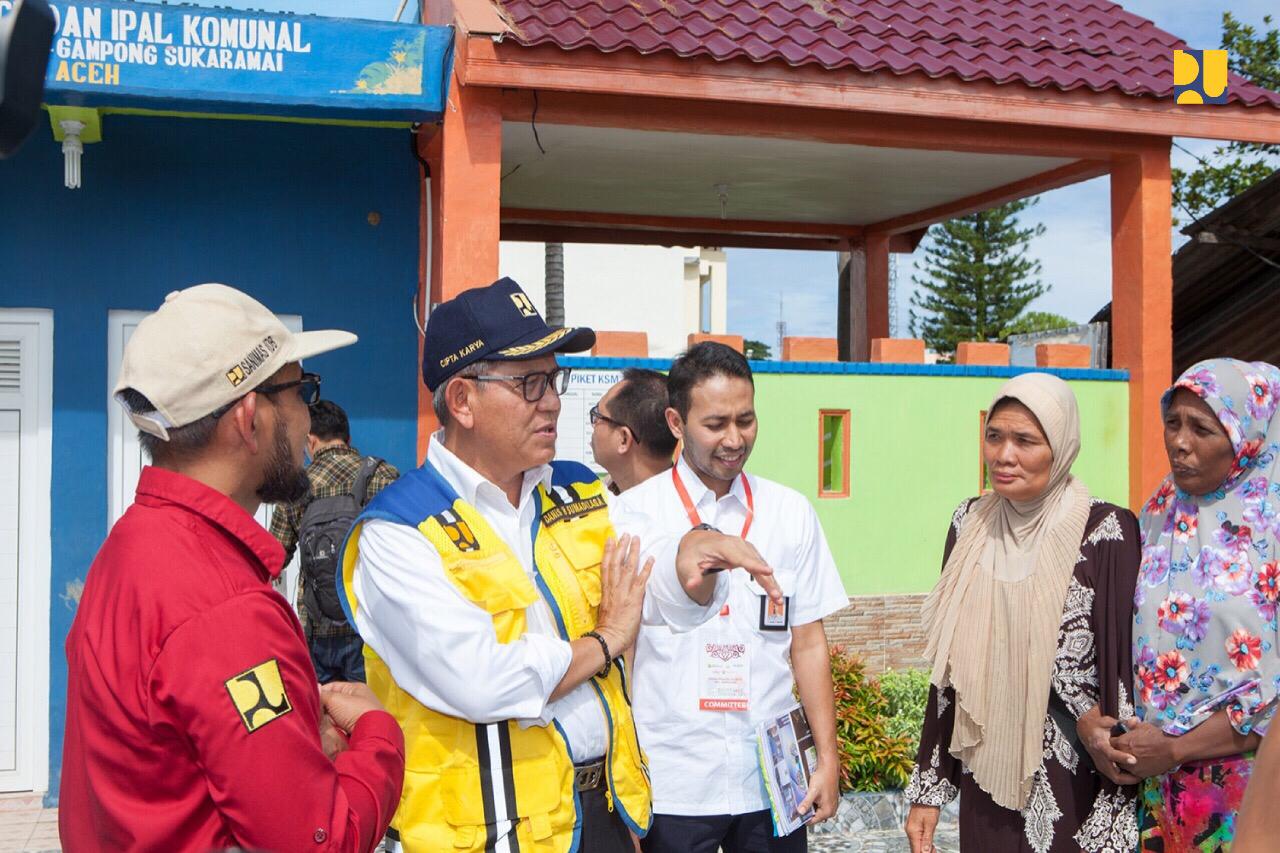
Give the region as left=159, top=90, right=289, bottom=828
left=904, top=373, right=1142, bottom=853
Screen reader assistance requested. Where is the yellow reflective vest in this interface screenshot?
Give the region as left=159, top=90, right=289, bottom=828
left=339, top=459, right=651, bottom=852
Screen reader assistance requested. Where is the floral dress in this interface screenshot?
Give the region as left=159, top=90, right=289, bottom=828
left=1133, top=359, right=1280, bottom=852
left=907, top=499, right=1141, bottom=853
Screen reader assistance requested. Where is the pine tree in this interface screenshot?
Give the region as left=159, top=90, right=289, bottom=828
left=1003, top=311, right=1075, bottom=336
left=908, top=198, right=1047, bottom=357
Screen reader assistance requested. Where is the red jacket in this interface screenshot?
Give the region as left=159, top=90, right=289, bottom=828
left=60, top=466, right=404, bottom=852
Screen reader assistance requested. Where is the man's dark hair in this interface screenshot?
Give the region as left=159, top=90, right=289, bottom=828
left=610, top=368, right=677, bottom=457
left=117, top=388, right=220, bottom=465
left=308, top=400, right=350, bottom=444
left=667, top=342, right=754, bottom=420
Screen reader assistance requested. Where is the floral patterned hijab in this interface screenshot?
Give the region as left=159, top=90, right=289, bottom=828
left=1135, top=358, right=1280, bottom=737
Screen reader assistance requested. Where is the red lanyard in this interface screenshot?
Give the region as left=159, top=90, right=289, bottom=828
left=671, top=465, right=754, bottom=540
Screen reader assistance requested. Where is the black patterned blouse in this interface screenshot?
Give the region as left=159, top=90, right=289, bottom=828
left=906, top=499, right=1142, bottom=853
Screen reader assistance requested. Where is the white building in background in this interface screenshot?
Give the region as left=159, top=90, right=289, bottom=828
left=499, top=242, right=728, bottom=358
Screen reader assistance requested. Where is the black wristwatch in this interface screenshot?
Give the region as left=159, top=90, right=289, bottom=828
left=691, top=523, right=721, bottom=533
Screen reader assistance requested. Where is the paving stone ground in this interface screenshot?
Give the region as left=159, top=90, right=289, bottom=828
left=805, top=790, right=960, bottom=853
left=0, top=790, right=957, bottom=852
left=808, top=825, right=959, bottom=852
left=0, top=794, right=59, bottom=853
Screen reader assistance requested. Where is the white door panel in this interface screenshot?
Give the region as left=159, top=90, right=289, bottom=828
left=0, top=311, right=53, bottom=794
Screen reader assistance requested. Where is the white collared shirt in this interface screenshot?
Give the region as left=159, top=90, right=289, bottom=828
left=616, top=455, right=849, bottom=816
left=351, top=435, right=726, bottom=762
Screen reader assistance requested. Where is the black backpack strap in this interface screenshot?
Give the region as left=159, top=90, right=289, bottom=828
left=351, top=456, right=382, bottom=507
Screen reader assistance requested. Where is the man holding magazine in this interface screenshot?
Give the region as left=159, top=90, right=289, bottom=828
left=616, top=343, right=849, bottom=852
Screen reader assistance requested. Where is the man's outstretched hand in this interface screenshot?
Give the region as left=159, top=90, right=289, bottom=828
left=676, top=529, right=781, bottom=605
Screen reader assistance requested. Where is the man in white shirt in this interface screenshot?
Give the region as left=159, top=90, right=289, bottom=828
left=341, top=279, right=782, bottom=853
left=617, top=342, right=849, bottom=853
left=590, top=367, right=676, bottom=495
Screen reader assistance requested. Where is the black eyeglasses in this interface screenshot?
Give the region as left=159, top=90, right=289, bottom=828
left=589, top=404, right=639, bottom=443
left=209, top=372, right=321, bottom=420
left=259, top=372, right=322, bottom=406
left=471, top=367, right=572, bottom=402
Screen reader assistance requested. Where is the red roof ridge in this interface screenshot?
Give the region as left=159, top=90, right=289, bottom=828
left=491, top=0, right=1280, bottom=107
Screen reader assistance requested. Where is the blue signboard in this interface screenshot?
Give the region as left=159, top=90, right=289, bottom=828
left=0, top=1, right=453, bottom=121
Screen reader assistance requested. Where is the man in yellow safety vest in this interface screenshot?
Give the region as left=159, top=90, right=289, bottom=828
left=340, top=277, right=782, bottom=853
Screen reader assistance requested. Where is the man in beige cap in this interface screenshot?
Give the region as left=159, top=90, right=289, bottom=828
left=60, top=284, right=406, bottom=853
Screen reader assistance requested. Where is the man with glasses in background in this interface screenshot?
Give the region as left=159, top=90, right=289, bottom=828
left=61, top=284, right=405, bottom=852
left=341, top=277, right=783, bottom=853
left=590, top=368, right=677, bottom=495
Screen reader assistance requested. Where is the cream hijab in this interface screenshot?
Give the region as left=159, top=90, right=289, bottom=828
left=922, top=373, right=1093, bottom=811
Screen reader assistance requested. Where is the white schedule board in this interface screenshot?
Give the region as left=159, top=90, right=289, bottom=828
left=555, top=370, right=623, bottom=475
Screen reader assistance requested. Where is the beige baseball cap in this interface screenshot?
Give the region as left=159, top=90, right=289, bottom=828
left=114, top=283, right=357, bottom=440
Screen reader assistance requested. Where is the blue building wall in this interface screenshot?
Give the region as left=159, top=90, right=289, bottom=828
left=1, top=114, right=422, bottom=802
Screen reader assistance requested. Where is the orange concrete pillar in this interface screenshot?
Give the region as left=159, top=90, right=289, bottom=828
left=592, top=331, right=649, bottom=358
left=955, top=342, right=1010, bottom=366
left=870, top=338, right=925, bottom=364
left=1035, top=343, right=1092, bottom=368
left=416, top=76, right=503, bottom=462
left=782, top=336, right=838, bottom=362
left=688, top=333, right=745, bottom=353
left=1110, top=145, right=1173, bottom=510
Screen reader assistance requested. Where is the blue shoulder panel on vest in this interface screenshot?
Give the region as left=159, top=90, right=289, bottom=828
left=338, top=460, right=461, bottom=626
left=549, top=460, right=598, bottom=488
left=359, top=460, right=459, bottom=526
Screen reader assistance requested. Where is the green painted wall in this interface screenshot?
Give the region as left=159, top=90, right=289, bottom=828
left=746, top=374, right=1130, bottom=596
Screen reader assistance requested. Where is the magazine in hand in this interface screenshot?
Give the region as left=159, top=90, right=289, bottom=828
left=755, top=704, right=819, bottom=836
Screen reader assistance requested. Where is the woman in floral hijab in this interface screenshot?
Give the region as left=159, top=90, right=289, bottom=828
left=1125, top=358, right=1280, bottom=851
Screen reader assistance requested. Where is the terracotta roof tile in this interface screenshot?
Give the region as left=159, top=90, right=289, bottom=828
left=493, top=0, right=1280, bottom=106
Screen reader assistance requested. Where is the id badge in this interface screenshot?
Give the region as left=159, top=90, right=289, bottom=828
left=699, top=640, right=750, bottom=712
left=759, top=595, right=791, bottom=631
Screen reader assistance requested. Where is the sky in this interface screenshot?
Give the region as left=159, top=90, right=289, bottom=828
left=125, top=0, right=411, bottom=20
left=128, top=0, right=1276, bottom=349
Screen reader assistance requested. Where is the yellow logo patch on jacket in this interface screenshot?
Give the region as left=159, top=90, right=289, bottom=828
left=225, top=659, right=292, bottom=733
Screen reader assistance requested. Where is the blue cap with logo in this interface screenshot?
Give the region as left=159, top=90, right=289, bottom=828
left=422, top=277, right=596, bottom=391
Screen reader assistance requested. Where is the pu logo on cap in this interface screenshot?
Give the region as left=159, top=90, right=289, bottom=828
left=510, top=293, right=537, bottom=318
left=225, top=335, right=279, bottom=387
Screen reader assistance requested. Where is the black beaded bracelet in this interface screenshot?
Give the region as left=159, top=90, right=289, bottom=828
left=582, top=630, right=612, bottom=679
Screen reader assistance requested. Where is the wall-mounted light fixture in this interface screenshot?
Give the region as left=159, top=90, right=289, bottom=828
left=48, top=106, right=101, bottom=189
